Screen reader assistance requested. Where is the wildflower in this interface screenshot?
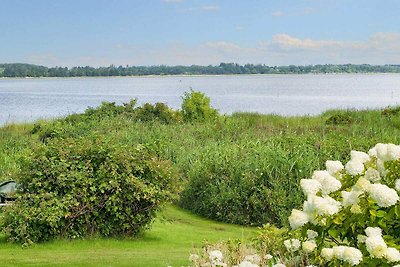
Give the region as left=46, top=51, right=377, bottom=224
left=325, top=160, right=344, bottom=175
left=288, top=209, right=309, bottom=230
left=368, top=183, right=399, bottom=207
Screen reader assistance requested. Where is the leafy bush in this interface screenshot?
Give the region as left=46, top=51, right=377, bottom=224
left=181, top=89, right=218, bottom=122
left=325, top=112, right=353, bottom=125
left=283, top=143, right=400, bottom=266
left=135, top=102, right=182, bottom=124
left=0, top=135, right=178, bottom=245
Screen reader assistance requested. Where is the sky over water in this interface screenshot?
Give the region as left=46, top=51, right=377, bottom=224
left=1, top=0, right=399, bottom=66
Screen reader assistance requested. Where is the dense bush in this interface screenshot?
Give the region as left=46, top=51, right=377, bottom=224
left=0, top=135, right=178, bottom=245
left=181, top=89, right=218, bottom=122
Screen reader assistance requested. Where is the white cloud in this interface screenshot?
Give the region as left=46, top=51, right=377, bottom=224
left=179, top=5, right=220, bottom=12
left=27, top=32, right=400, bottom=67
left=271, top=11, right=285, bottom=17
left=161, top=0, right=183, bottom=3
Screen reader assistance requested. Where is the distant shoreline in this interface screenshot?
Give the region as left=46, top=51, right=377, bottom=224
left=1, top=72, right=400, bottom=80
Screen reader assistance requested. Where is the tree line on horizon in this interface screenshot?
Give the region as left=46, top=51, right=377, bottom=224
left=1, top=62, right=400, bottom=77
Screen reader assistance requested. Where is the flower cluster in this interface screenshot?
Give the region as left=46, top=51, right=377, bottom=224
left=285, top=143, right=400, bottom=266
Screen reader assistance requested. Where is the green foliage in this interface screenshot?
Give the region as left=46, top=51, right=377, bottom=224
left=0, top=135, right=178, bottom=245
left=181, top=89, right=218, bottom=122
left=325, top=112, right=354, bottom=125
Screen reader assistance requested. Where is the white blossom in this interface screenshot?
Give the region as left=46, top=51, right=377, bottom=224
left=243, top=254, right=260, bottom=265
left=238, top=260, right=259, bottom=267
left=368, top=183, right=399, bottom=207
left=395, top=179, right=400, bottom=192
left=366, top=235, right=388, bottom=258
left=321, top=248, right=334, bottom=261
left=310, top=170, right=341, bottom=195
left=386, top=247, right=400, bottom=263
left=354, top=177, right=371, bottom=192
left=307, top=229, right=318, bottom=239
left=284, top=238, right=301, bottom=252
left=302, top=240, right=317, bottom=253
left=325, top=160, right=344, bottom=175
left=365, top=167, right=381, bottom=182
left=300, top=179, right=321, bottom=196
left=345, top=160, right=365, bottom=175
left=351, top=150, right=370, bottom=163
left=288, top=209, right=309, bottom=230
left=341, top=190, right=362, bottom=207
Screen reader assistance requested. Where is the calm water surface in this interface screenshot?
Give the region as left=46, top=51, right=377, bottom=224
left=1, top=74, right=400, bottom=125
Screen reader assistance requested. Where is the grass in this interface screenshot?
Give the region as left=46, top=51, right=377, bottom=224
left=0, top=205, right=256, bottom=267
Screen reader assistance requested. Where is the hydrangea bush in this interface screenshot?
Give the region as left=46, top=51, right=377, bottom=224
left=286, top=143, right=400, bottom=266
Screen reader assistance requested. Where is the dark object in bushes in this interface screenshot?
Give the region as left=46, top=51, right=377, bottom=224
left=0, top=136, right=178, bottom=245
left=0, top=180, right=16, bottom=203
left=325, top=113, right=353, bottom=125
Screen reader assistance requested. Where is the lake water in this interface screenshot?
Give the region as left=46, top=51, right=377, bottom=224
left=1, top=74, right=400, bottom=125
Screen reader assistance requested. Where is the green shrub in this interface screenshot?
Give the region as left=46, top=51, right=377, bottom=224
left=325, top=112, right=353, bottom=125
left=135, top=102, right=182, bottom=124
left=0, top=135, right=178, bottom=245
left=181, top=89, right=218, bottom=122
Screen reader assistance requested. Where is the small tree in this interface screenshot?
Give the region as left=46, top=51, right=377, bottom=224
left=181, top=89, right=218, bottom=122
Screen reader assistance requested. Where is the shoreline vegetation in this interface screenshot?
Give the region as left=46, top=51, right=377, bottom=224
left=1, top=92, right=400, bottom=266
left=1, top=63, right=400, bottom=78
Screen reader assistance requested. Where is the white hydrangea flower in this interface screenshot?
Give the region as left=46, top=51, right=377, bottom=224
left=288, top=209, right=309, bottom=230
left=303, top=195, right=341, bottom=219
left=265, top=254, right=273, bottom=260
left=284, top=238, right=301, bottom=252
left=395, top=179, right=400, bottom=192
left=368, top=183, right=399, bottom=207
left=342, top=246, right=363, bottom=266
left=321, top=248, right=334, bottom=261
left=243, top=254, right=261, bottom=265
left=345, top=159, right=365, bottom=175
left=351, top=150, right=370, bottom=163
left=387, top=144, right=400, bottom=161
left=238, top=260, right=259, bottom=267
left=386, top=247, right=400, bottom=263
left=341, top=190, right=362, bottom=207
left=302, top=240, right=317, bottom=253
left=325, top=160, right=344, bottom=175
left=300, top=179, right=321, bottom=196
left=354, top=177, right=371, bottom=192
left=365, top=227, right=382, bottom=237
left=310, top=170, right=341, bottom=195
left=307, top=229, right=318, bottom=239
left=364, top=167, right=381, bottom=182
left=368, top=147, right=377, bottom=157
left=366, top=235, right=388, bottom=258
left=374, top=143, right=400, bottom=161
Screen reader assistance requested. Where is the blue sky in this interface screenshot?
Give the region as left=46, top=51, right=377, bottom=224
left=1, top=0, right=399, bottom=66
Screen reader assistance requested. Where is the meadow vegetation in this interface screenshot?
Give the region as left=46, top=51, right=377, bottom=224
left=1, top=91, right=400, bottom=265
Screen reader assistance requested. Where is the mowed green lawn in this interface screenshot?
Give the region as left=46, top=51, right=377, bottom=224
left=0, top=205, right=257, bottom=267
